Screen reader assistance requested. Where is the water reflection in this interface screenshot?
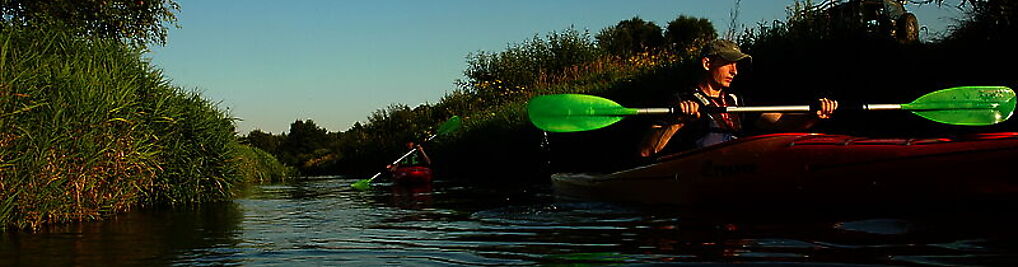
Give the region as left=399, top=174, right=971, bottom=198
left=2, top=176, right=1017, bottom=266
left=388, top=183, right=434, bottom=209
left=0, top=201, right=244, bottom=266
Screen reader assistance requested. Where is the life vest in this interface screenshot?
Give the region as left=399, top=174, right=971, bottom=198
left=691, top=90, right=742, bottom=133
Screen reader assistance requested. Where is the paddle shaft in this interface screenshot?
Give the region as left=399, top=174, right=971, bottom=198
left=633, top=104, right=907, bottom=114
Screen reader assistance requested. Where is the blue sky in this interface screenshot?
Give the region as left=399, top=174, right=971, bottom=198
left=147, top=0, right=962, bottom=134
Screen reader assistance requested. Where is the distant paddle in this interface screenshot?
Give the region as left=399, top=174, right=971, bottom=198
left=527, top=86, right=1016, bottom=132
left=351, top=116, right=462, bottom=190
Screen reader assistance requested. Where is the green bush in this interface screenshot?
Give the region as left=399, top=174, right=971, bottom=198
left=234, top=144, right=294, bottom=184
left=462, top=27, right=603, bottom=104
left=0, top=25, right=243, bottom=229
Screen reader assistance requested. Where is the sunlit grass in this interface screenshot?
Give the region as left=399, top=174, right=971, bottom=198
left=0, top=25, right=288, bottom=230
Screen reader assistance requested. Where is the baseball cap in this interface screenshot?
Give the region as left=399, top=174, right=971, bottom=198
left=700, top=39, right=752, bottom=62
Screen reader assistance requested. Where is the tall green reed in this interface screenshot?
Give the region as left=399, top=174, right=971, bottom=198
left=0, top=25, right=251, bottom=230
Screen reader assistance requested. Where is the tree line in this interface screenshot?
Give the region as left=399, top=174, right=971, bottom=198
left=243, top=14, right=721, bottom=176
left=250, top=0, right=1016, bottom=179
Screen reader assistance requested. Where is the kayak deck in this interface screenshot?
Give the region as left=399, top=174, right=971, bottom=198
left=552, top=132, right=1018, bottom=206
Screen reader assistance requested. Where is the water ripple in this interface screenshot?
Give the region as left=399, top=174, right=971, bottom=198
left=4, top=176, right=1018, bottom=266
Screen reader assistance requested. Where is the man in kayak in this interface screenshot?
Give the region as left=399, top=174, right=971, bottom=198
left=388, top=141, right=431, bottom=170
left=638, top=39, right=838, bottom=157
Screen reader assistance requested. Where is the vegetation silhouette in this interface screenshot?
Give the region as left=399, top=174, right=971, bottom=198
left=249, top=1, right=1015, bottom=184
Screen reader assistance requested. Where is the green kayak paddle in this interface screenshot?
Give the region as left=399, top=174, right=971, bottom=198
left=528, top=86, right=1016, bottom=132
left=351, top=116, right=462, bottom=190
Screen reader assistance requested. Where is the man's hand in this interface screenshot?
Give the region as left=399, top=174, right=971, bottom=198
left=816, top=98, right=838, bottom=119
left=677, top=100, right=701, bottom=121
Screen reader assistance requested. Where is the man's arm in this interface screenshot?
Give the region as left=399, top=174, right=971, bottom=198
left=416, top=145, right=432, bottom=165
left=638, top=99, right=701, bottom=157
left=638, top=123, right=684, bottom=157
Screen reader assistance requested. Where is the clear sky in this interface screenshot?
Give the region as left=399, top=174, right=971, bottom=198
left=147, top=0, right=962, bottom=134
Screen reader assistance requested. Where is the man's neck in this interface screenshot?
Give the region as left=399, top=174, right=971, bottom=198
left=697, top=81, right=724, bottom=98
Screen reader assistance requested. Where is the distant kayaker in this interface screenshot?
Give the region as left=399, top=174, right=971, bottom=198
left=638, top=39, right=838, bottom=157
left=388, top=141, right=432, bottom=170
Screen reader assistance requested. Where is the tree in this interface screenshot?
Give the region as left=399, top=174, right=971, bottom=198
left=244, top=130, right=281, bottom=155
left=665, top=15, right=718, bottom=56
left=285, top=120, right=329, bottom=154
left=277, top=119, right=331, bottom=166
left=944, top=0, right=1017, bottom=42
left=596, top=17, right=665, bottom=57
left=0, top=0, right=180, bottom=47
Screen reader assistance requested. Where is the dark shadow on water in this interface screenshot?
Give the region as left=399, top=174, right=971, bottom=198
left=0, top=202, right=245, bottom=266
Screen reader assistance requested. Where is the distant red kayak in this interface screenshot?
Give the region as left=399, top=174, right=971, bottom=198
left=553, top=132, right=1018, bottom=206
left=392, top=166, right=433, bottom=184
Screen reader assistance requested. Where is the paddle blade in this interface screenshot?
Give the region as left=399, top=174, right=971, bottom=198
left=351, top=179, right=371, bottom=190
left=436, top=116, right=462, bottom=135
left=527, top=94, right=637, bottom=132
left=902, top=86, right=1016, bottom=126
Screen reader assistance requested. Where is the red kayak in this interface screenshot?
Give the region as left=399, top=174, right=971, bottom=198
left=552, top=132, right=1018, bottom=206
left=391, top=166, right=433, bottom=184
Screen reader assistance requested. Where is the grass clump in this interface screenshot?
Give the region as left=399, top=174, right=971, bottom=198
left=234, top=144, right=295, bottom=184
left=0, top=24, right=262, bottom=230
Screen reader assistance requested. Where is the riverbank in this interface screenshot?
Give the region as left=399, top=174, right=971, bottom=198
left=250, top=1, right=1017, bottom=181
left=0, top=25, right=292, bottom=230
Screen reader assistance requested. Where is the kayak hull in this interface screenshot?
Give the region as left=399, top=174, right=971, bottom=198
left=392, top=166, right=433, bottom=184
left=552, top=132, right=1018, bottom=206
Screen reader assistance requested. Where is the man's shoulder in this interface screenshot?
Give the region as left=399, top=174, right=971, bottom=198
left=671, top=88, right=700, bottom=101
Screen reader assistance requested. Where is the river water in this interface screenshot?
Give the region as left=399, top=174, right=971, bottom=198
left=3, top=176, right=1017, bottom=266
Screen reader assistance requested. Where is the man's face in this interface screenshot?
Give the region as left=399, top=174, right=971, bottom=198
left=707, top=57, right=739, bottom=88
